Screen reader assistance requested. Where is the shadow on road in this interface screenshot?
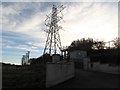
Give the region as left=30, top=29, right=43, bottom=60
left=52, top=69, right=119, bottom=88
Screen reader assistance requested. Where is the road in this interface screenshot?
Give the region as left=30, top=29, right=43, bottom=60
left=52, top=69, right=119, bottom=88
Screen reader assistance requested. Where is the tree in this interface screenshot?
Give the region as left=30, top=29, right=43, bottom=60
left=113, top=37, right=120, bottom=49
left=68, top=38, right=94, bottom=51
left=92, top=40, right=105, bottom=50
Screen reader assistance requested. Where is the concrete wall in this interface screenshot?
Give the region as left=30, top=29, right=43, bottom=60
left=46, top=62, right=75, bottom=88
left=89, top=62, right=119, bottom=74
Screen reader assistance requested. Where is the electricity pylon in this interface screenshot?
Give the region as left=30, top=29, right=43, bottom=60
left=43, top=5, right=65, bottom=55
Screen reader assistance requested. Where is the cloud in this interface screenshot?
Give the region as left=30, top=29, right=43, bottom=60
left=59, top=2, right=118, bottom=46
left=4, top=43, right=42, bottom=53
left=2, top=0, right=119, bottom=2
left=2, top=31, right=45, bottom=55
left=14, top=12, right=46, bottom=38
left=2, top=2, right=118, bottom=47
left=2, top=2, right=118, bottom=43
left=15, top=45, right=39, bottom=52
left=1, top=2, right=41, bottom=16
left=2, top=2, right=48, bottom=39
left=2, top=3, right=22, bottom=15
left=27, top=41, right=45, bottom=48
left=1, top=3, right=25, bottom=30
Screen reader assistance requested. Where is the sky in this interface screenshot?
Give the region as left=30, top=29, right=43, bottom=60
left=1, top=0, right=119, bottom=65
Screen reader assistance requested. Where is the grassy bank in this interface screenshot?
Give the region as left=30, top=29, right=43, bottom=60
left=2, top=63, right=46, bottom=88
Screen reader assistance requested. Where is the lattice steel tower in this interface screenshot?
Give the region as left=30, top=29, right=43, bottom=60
left=43, top=5, right=65, bottom=55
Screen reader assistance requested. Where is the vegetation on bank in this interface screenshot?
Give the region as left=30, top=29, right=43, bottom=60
left=2, top=63, right=46, bottom=88
left=68, top=37, right=119, bottom=65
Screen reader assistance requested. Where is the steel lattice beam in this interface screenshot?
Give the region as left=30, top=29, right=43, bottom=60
left=43, top=5, right=65, bottom=55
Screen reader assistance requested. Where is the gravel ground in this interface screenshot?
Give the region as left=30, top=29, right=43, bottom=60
left=52, top=69, right=119, bottom=88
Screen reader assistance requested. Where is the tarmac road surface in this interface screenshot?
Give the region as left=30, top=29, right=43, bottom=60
left=52, top=69, right=119, bottom=88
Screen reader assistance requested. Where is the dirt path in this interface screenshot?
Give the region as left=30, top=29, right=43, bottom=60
left=52, top=69, right=119, bottom=88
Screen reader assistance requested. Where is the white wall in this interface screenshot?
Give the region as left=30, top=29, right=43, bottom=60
left=46, top=62, right=75, bottom=88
